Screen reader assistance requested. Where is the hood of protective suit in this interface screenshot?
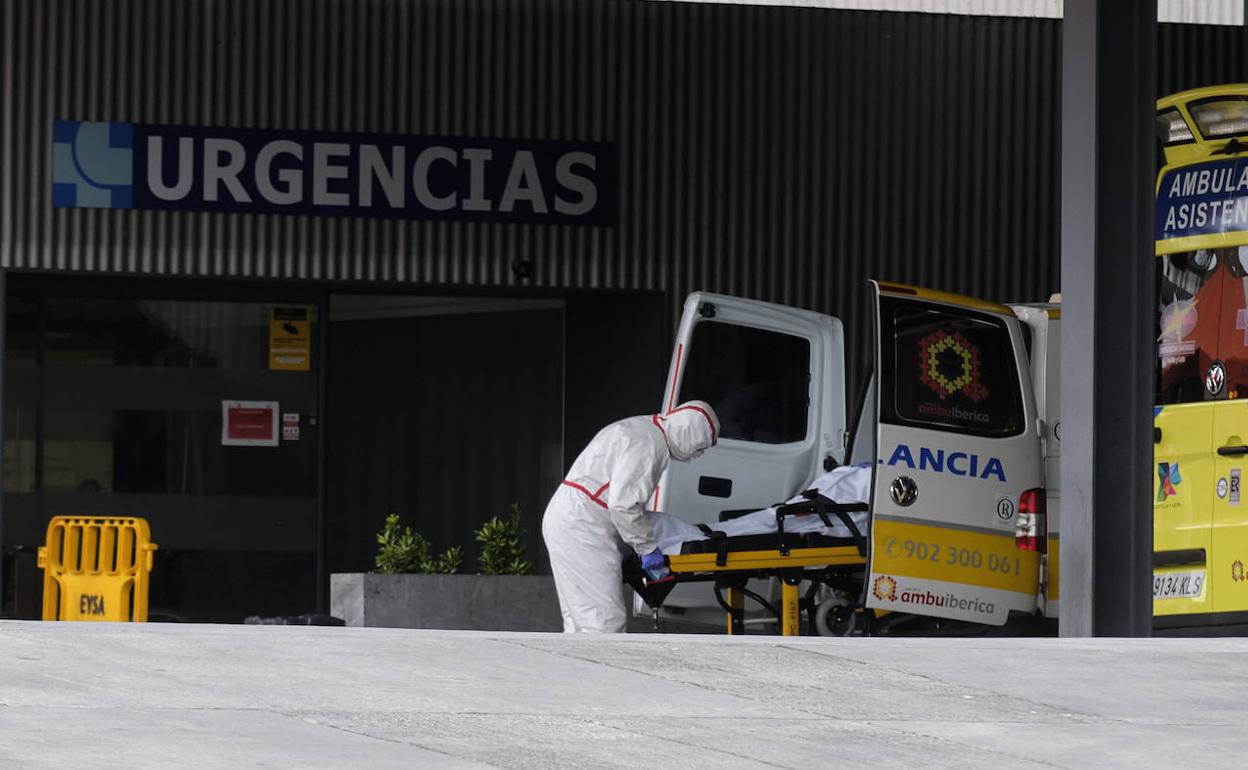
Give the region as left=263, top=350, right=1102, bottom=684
left=657, top=400, right=720, bottom=461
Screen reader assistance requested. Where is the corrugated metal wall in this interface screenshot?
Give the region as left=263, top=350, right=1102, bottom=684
left=1159, top=22, right=1248, bottom=95
left=0, top=1, right=1244, bottom=381
left=0, top=0, right=1067, bottom=384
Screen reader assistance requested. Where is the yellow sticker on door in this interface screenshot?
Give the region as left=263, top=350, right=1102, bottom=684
left=869, top=518, right=1042, bottom=624
left=269, top=307, right=311, bottom=371
left=872, top=517, right=1041, bottom=596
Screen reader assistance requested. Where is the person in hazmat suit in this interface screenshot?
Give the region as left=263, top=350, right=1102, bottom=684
left=542, top=400, right=720, bottom=633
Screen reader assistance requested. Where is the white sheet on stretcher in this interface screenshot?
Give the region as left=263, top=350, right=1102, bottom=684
left=646, top=463, right=873, bottom=555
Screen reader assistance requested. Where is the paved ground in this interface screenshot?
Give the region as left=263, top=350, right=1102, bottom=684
left=0, top=622, right=1244, bottom=768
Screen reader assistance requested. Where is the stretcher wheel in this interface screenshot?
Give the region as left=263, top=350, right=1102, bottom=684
left=814, top=595, right=861, bottom=637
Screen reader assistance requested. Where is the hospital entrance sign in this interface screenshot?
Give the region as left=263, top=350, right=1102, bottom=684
left=52, top=120, right=617, bottom=226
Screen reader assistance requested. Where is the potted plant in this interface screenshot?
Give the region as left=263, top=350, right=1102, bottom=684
left=330, top=506, right=561, bottom=631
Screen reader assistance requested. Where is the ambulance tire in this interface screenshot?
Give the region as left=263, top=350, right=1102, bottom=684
left=814, top=595, right=861, bottom=637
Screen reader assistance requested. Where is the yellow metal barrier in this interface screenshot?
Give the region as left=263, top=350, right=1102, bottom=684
left=37, top=516, right=158, bottom=622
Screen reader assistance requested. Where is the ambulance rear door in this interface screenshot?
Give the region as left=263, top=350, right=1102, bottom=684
left=865, top=283, right=1044, bottom=626
left=651, top=292, right=846, bottom=620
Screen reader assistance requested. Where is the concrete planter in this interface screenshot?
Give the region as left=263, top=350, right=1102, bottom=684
left=330, top=573, right=562, bottom=632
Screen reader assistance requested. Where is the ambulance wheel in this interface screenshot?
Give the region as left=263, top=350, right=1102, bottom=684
left=814, top=595, right=861, bottom=636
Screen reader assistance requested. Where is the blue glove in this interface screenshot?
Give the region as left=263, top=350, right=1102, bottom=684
left=641, top=548, right=670, bottom=581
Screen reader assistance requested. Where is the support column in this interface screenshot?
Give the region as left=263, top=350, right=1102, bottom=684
left=0, top=269, right=5, bottom=617
left=1059, top=0, right=1156, bottom=636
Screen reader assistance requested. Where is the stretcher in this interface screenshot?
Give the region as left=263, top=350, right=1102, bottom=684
left=625, top=492, right=871, bottom=636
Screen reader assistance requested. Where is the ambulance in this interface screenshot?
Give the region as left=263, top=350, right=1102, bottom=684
left=1154, top=84, right=1248, bottom=633
left=647, top=84, right=1248, bottom=635
left=646, top=283, right=1060, bottom=634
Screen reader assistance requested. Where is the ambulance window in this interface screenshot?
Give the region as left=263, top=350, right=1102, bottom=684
left=881, top=300, right=1024, bottom=437
left=1155, top=249, right=1226, bottom=405
left=678, top=320, right=810, bottom=444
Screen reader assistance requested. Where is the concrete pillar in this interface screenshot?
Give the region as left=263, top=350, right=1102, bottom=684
left=1059, top=0, right=1156, bottom=636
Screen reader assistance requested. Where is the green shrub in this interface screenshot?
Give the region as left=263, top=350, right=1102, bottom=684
left=424, top=545, right=463, bottom=575
left=374, top=514, right=462, bottom=575
left=475, top=503, right=534, bottom=575
left=375, top=514, right=429, bottom=574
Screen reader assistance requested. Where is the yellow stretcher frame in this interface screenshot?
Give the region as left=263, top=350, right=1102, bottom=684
left=664, top=544, right=866, bottom=636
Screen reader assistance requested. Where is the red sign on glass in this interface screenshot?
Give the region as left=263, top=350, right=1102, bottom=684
left=221, top=401, right=280, bottom=446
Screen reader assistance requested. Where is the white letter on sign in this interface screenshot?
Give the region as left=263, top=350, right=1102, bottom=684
left=499, top=150, right=547, bottom=214
left=203, top=139, right=252, bottom=203
left=147, top=136, right=195, bottom=201
left=462, top=148, right=493, bottom=212
left=255, top=140, right=303, bottom=205
left=359, top=145, right=406, bottom=208
left=412, top=146, right=457, bottom=211
left=313, top=143, right=351, bottom=206
left=555, top=151, right=598, bottom=216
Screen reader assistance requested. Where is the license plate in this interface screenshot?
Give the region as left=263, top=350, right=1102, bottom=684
left=1153, top=570, right=1205, bottom=599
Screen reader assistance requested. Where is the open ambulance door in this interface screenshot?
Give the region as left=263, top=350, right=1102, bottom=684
left=646, top=292, right=847, bottom=623
left=865, top=283, right=1044, bottom=626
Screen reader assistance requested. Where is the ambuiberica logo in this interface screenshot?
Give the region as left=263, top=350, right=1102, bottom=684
left=51, top=120, right=617, bottom=226
left=872, top=575, right=897, bottom=602
left=871, top=574, right=998, bottom=619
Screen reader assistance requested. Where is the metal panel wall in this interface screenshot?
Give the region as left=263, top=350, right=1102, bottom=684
left=1158, top=22, right=1248, bottom=95
left=1, top=0, right=1071, bottom=384
left=1, top=4, right=1244, bottom=380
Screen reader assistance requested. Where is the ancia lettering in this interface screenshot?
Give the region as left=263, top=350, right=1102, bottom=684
left=886, top=444, right=1007, bottom=483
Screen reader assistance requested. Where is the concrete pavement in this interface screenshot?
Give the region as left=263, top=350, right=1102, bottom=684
left=0, top=621, right=1244, bottom=768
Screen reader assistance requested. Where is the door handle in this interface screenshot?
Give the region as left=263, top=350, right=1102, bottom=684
left=1218, top=445, right=1248, bottom=457
left=698, top=476, right=733, bottom=498
left=889, top=476, right=919, bottom=507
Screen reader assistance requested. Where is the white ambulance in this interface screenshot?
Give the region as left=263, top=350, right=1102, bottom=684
left=646, top=281, right=1061, bottom=633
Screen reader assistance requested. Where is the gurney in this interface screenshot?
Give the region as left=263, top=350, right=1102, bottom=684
left=624, top=491, right=871, bottom=636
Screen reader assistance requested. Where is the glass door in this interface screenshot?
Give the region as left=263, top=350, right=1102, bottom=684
left=3, top=288, right=321, bottom=622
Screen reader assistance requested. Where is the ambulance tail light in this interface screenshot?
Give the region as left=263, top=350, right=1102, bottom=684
left=1015, top=488, right=1047, bottom=553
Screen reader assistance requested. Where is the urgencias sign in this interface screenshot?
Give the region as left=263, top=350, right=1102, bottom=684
left=52, top=120, right=616, bottom=226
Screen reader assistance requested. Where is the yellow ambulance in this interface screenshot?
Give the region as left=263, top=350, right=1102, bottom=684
left=1154, top=84, right=1248, bottom=632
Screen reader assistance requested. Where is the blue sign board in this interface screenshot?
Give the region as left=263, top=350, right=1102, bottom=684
left=53, top=120, right=616, bottom=226
left=1156, top=158, right=1248, bottom=244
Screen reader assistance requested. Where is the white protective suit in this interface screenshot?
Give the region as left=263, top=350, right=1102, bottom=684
left=542, top=401, right=720, bottom=633
left=645, top=463, right=873, bottom=555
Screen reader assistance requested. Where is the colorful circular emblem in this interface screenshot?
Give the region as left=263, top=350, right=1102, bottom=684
left=1233, top=560, right=1245, bottom=583
left=919, top=331, right=988, bottom=402
left=872, top=575, right=897, bottom=602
